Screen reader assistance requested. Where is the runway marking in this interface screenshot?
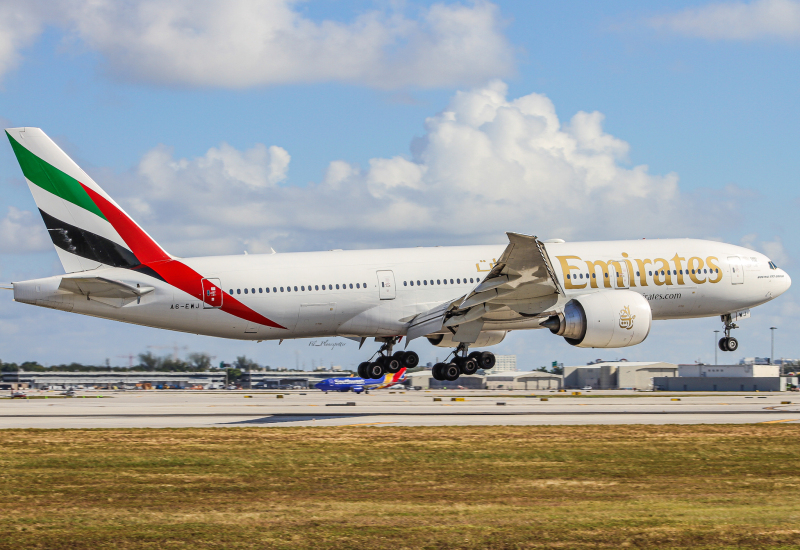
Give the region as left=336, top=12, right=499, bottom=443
left=758, top=418, right=799, bottom=424
left=342, top=422, right=398, bottom=427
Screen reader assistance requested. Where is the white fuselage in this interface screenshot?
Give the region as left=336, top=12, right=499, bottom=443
left=13, top=238, right=791, bottom=342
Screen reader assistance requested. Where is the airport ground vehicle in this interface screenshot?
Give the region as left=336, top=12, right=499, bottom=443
left=5, top=128, right=792, bottom=382
left=315, top=368, right=407, bottom=393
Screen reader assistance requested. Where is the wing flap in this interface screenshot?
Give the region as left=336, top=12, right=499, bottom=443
left=404, top=233, right=564, bottom=344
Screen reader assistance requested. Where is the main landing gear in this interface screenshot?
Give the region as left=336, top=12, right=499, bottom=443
left=357, top=337, right=420, bottom=379
left=718, top=314, right=739, bottom=352
left=431, top=343, right=496, bottom=382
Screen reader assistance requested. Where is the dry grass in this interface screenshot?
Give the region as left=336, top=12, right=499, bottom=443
left=0, top=425, right=799, bottom=549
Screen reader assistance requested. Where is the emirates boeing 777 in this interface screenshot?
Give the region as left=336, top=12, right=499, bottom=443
left=4, top=128, right=792, bottom=382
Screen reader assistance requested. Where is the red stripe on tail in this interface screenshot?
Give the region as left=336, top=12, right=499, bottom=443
left=80, top=183, right=170, bottom=264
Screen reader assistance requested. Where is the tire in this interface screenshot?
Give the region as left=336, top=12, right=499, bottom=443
left=392, top=351, right=407, bottom=364
left=357, top=362, right=371, bottom=378
left=460, top=358, right=478, bottom=376
left=384, top=356, right=402, bottom=373
left=718, top=338, right=728, bottom=352
left=480, top=351, right=496, bottom=369
left=443, top=363, right=460, bottom=381
left=468, top=351, right=482, bottom=364
left=367, top=362, right=384, bottom=379
left=726, top=337, right=739, bottom=352
left=432, top=363, right=446, bottom=381
left=402, top=351, right=420, bottom=368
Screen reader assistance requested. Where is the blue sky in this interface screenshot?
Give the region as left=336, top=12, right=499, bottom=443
left=1, top=0, right=798, bottom=370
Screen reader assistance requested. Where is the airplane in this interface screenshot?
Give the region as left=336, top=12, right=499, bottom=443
left=315, top=368, right=407, bottom=393
left=4, top=128, right=792, bottom=383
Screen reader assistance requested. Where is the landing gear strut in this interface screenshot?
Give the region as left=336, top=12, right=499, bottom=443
left=718, top=314, right=739, bottom=352
left=432, top=344, right=496, bottom=381
left=357, top=337, right=420, bottom=379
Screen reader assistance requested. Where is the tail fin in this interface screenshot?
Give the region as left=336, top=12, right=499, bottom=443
left=5, top=127, right=170, bottom=273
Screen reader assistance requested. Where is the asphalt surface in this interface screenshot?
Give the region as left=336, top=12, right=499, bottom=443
left=1, top=389, right=799, bottom=428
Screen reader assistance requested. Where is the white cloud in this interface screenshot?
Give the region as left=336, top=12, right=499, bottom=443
left=652, top=0, right=800, bottom=40
left=0, top=207, right=51, bottom=253
left=0, top=0, right=514, bottom=88
left=741, top=233, right=789, bottom=264
left=0, top=1, right=46, bottom=82
left=103, top=81, right=736, bottom=257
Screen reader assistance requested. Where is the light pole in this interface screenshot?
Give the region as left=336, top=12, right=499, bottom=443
left=770, top=327, right=777, bottom=365
left=714, top=330, right=720, bottom=365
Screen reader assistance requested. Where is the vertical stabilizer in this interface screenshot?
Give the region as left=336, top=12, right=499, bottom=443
left=5, top=127, right=170, bottom=273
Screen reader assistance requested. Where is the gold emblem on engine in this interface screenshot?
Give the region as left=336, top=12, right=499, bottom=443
left=619, top=305, right=635, bottom=330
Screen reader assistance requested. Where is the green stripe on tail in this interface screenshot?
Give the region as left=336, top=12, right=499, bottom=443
left=6, top=131, right=106, bottom=221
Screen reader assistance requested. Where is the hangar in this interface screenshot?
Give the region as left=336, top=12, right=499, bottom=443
left=563, top=362, right=678, bottom=390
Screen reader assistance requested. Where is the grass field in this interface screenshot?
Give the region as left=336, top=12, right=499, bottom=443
left=1, top=425, right=799, bottom=549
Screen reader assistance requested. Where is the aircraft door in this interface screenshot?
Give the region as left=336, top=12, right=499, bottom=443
left=377, top=270, right=396, bottom=300
left=728, top=256, right=744, bottom=284
left=611, top=261, right=629, bottom=289
left=201, top=278, right=223, bottom=308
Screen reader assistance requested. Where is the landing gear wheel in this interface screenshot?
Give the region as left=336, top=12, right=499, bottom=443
left=366, top=362, right=385, bottom=379
left=357, top=362, right=371, bottom=379
left=718, top=338, right=728, bottom=352
left=479, top=351, right=496, bottom=370
left=726, top=337, right=738, bottom=352
left=443, top=363, right=460, bottom=382
left=458, top=357, right=479, bottom=376
left=432, top=363, right=446, bottom=381
left=380, top=355, right=402, bottom=373
left=401, top=351, right=419, bottom=368
left=468, top=351, right=483, bottom=364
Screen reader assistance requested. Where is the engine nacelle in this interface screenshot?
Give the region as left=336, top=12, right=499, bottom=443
left=427, top=330, right=507, bottom=348
left=542, top=290, right=651, bottom=348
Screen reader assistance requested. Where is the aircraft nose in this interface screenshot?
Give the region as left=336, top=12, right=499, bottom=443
left=777, top=269, right=791, bottom=296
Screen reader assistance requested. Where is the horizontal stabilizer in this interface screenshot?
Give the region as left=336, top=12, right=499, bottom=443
left=59, top=276, right=153, bottom=308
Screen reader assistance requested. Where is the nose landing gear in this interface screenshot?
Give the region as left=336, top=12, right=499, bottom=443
left=718, top=314, right=739, bottom=352
left=432, top=343, right=496, bottom=381
left=357, top=337, right=419, bottom=379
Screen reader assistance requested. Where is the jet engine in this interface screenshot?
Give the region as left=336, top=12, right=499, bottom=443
left=541, top=290, right=651, bottom=348
left=427, top=330, right=507, bottom=348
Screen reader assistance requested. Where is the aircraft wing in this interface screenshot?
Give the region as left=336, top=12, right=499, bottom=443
left=405, top=232, right=563, bottom=344
left=58, top=276, right=154, bottom=308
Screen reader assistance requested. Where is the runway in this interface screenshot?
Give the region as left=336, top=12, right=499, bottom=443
left=2, top=389, right=799, bottom=428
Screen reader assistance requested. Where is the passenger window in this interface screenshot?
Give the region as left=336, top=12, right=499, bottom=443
left=287, top=287, right=291, bottom=292
left=457, top=279, right=460, bottom=284
left=294, top=286, right=298, bottom=291
left=273, top=287, right=277, bottom=293
left=314, top=285, right=318, bottom=290
left=443, top=279, right=447, bottom=284
left=592, top=274, right=596, bottom=278
left=605, top=273, right=608, bottom=278
left=229, top=289, right=233, bottom=294
left=349, top=283, right=352, bottom=289
left=424, top=280, right=427, bottom=285
left=470, top=278, right=474, bottom=283
left=266, top=288, right=270, bottom=293
left=404, top=281, right=407, bottom=286
left=280, top=287, right=284, bottom=292
left=417, top=280, right=421, bottom=286
left=336, top=284, right=339, bottom=289
left=251, top=288, right=255, bottom=294
left=363, top=283, right=367, bottom=288
left=648, top=272, right=652, bottom=276
left=437, top=280, right=441, bottom=285
left=237, top=289, right=241, bottom=294
left=259, top=288, right=262, bottom=293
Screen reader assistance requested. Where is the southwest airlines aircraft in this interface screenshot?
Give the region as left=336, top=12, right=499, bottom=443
left=315, top=368, right=408, bottom=393
left=5, top=128, right=792, bottom=382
